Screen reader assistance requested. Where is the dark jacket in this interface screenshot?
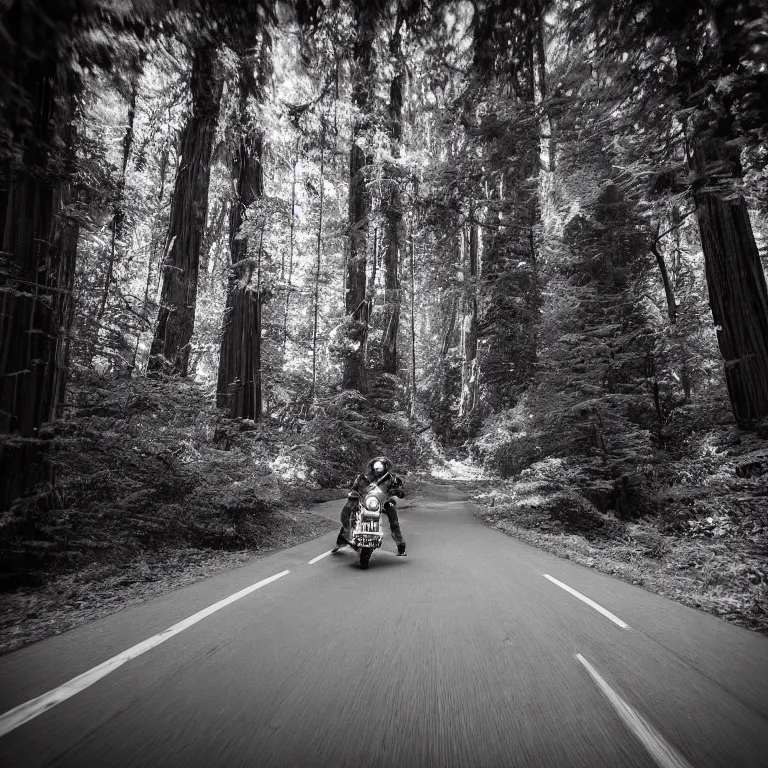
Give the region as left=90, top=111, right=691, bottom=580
left=348, top=457, right=405, bottom=500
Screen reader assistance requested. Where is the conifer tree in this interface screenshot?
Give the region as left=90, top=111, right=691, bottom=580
left=0, top=1, right=146, bottom=510
left=216, top=36, right=269, bottom=419
left=342, top=0, right=384, bottom=392
left=149, top=41, right=223, bottom=375
left=572, top=0, right=768, bottom=429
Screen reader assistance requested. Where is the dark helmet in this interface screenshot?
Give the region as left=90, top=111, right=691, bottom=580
left=368, top=456, right=392, bottom=478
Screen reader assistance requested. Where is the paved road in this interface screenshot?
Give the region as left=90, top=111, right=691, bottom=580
left=1, top=483, right=767, bottom=767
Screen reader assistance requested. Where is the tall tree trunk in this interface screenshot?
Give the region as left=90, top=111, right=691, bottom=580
left=283, top=135, right=299, bottom=349
left=409, top=215, right=417, bottom=417
left=343, top=2, right=376, bottom=392
left=311, top=121, right=326, bottom=400
left=674, top=21, right=768, bottom=427
left=459, top=217, right=479, bottom=419
left=0, top=5, right=79, bottom=513
left=382, top=72, right=404, bottom=375
left=97, top=78, right=137, bottom=325
left=344, top=143, right=370, bottom=391
left=650, top=236, right=677, bottom=325
left=439, top=292, right=459, bottom=409
left=692, top=137, right=768, bottom=428
left=150, top=44, right=222, bottom=375
left=441, top=294, right=458, bottom=358
left=217, top=51, right=264, bottom=419
left=217, top=260, right=262, bottom=420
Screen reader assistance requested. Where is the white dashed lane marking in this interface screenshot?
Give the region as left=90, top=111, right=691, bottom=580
left=576, top=654, right=693, bottom=768
left=308, top=550, right=334, bottom=565
left=544, top=574, right=630, bottom=629
left=0, top=570, right=291, bottom=738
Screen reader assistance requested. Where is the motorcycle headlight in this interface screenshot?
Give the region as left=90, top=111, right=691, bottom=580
left=364, top=496, right=381, bottom=511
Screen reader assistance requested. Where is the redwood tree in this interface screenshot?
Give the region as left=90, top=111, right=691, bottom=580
left=0, top=1, right=148, bottom=511
left=0, top=2, right=81, bottom=512
left=574, top=0, right=768, bottom=429
left=342, top=0, right=379, bottom=392
left=217, top=45, right=266, bottom=419
left=691, top=136, right=768, bottom=428
left=150, top=42, right=223, bottom=375
left=677, top=12, right=768, bottom=428
left=381, top=15, right=407, bottom=376
left=459, top=218, right=479, bottom=418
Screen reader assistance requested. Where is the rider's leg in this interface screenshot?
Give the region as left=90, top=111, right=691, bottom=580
left=383, top=501, right=406, bottom=555
left=334, top=500, right=355, bottom=550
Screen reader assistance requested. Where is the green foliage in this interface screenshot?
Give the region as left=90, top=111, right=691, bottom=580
left=300, top=384, right=428, bottom=487
left=0, top=374, right=325, bottom=580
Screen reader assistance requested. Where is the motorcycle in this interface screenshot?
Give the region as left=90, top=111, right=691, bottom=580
left=345, top=481, right=391, bottom=569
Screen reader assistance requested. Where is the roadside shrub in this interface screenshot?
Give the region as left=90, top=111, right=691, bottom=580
left=546, top=492, right=604, bottom=534
left=487, top=435, right=544, bottom=478
left=629, top=528, right=671, bottom=558
left=0, top=374, right=304, bottom=581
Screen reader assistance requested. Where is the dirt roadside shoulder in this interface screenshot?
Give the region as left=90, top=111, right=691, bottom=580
left=0, top=500, right=344, bottom=657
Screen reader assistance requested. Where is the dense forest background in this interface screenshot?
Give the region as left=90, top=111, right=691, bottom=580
left=1, top=0, right=767, bottom=643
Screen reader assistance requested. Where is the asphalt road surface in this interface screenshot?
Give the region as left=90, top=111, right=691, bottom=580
left=1, top=483, right=767, bottom=767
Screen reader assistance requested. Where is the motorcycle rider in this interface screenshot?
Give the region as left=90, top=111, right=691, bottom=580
left=333, top=456, right=407, bottom=556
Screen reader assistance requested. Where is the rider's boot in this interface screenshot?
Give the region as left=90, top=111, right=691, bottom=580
left=332, top=531, right=347, bottom=553
left=397, top=543, right=407, bottom=557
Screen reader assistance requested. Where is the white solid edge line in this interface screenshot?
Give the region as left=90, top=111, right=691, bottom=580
left=576, top=654, right=693, bottom=768
left=308, top=550, right=333, bottom=565
left=544, top=574, right=630, bottom=629
left=0, top=569, right=290, bottom=739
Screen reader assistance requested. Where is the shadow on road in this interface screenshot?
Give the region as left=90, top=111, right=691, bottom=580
left=329, top=551, right=410, bottom=570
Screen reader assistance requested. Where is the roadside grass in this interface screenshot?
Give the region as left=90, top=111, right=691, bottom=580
left=473, top=470, right=768, bottom=635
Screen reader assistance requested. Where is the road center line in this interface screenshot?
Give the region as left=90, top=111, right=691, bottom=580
left=544, top=574, right=630, bottom=629
left=576, top=654, right=693, bottom=768
left=308, top=550, right=333, bottom=565
left=0, top=569, right=290, bottom=739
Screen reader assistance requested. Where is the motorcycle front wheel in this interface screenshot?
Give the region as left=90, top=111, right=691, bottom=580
left=359, top=547, right=373, bottom=569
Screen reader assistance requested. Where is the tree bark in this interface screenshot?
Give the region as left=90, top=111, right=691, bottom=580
left=217, top=51, right=264, bottom=419
left=284, top=135, right=299, bottom=349
left=150, top=43, right=222, bottom=376
left=650, top=238, right=677, bottom=325
left=441, top=294, right=458, bottom=358
left=311, top=121, right=326, bottom=400
left=342, top=2, right=376, bottom=392
left=0, top=4, right=78, bottom=512
left=459, top=217, right=479, bottom=419
left=217, top=260, right=262, bottom=420
left=673, top=19, right=768, bottom=428
left=692, top=137, right=768, bottom=428
left=409, top=216, right=417, bottom=417
left=0, top=81, right=72, bottom=437
left=382, top=72, right=404, bottom=375
left=97, top=78, right=137, bottom=325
